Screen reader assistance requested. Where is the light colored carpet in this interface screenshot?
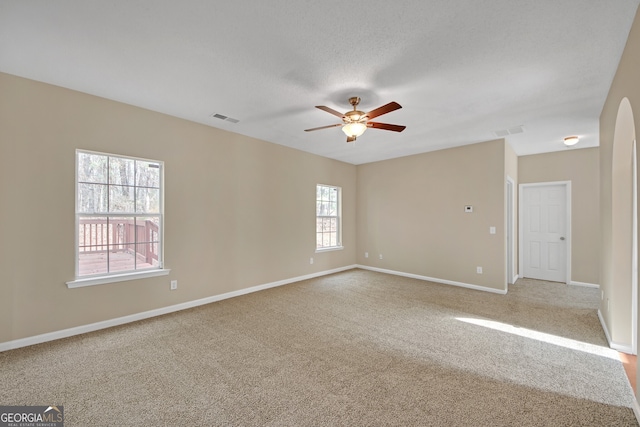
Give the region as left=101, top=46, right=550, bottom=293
left=0, top=269, right=637, bottom=426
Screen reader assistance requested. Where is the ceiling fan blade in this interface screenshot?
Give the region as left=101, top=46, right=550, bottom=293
left=347, top=136, right=357, bottom=143
left=367, top=122, right=406, bottom=132
left=316, top=106, right=344, bottom=118
left=304, top=123, right=342, bottom=132
left=365, top=102, right=402, bottom=120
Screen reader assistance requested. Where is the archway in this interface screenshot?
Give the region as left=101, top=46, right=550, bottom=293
left=611, top=97, right=637, bottom=352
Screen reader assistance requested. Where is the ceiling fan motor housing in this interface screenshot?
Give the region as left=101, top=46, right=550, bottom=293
left=345, top=97, right=366, bottom=123
left=344, top=110, right=366, bottom=123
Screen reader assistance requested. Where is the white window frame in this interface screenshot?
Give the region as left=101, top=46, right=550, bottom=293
left=316, top=184, right=343, bottom=252
left=67, top=150, right=169, bottom=288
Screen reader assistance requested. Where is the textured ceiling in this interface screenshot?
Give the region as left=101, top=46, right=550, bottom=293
left=1, top=1, right=639, bottom=164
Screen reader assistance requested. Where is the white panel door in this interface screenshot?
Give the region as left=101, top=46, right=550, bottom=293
left=522, top=184, right=567, bottom=282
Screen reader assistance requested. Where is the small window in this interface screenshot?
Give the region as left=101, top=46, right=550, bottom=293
left=75, top=150, right=164, bottom=278
left=316, top=184, right=342, bottom=250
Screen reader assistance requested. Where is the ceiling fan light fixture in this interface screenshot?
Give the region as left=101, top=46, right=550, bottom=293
left=342, top=122, right=367, bottom=138
left=564, top=136, right=579, bottom=146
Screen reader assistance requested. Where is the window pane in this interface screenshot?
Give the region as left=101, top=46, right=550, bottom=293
left=322, top=186, right=330, bottom=200
left=136, top=243, right=159, bottom=268
left=136, top=161, right=160, bottom=188
left=109, top=157, right=135, bottom=186
left=108, top=245, right=136, bottom=272
left=78, top=216, right=109, bottom=252
left=329, top=188, right=337, bottom=202
left=106, top=217, right=134, bottom=273
left=78, top=152, right=107, bottom=183
left=135, top=217, right=160, bottom=243
left=108, top=217, right=135, bottom=248
left=316, top=233, right=322, bottom=248
left=328, top=202, right=337, bottom=216
left=323, top=202, right=331, bottom=216
left=322, top=233, right=333, bottom=247
left=78, top=251, right=108, bottom=276
left=78, top=183, right=107, bottom=213
left=136, top=188, right=160, bottom=213
left=78, top=216, right=108, bottom=276
left=109, top=185, right=135, bottom=212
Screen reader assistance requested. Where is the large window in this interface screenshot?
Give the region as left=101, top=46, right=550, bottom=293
left=74, top=150, right=164, bottom=279
left=316, top=184, right=342, bottom=250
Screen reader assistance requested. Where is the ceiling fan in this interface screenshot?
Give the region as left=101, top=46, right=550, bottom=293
left=305, top=97, right=406, bottom=142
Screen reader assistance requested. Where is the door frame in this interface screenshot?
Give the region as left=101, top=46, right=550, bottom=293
left=633, top=140, right=638, bottom=354
left=518, top=181, right=572, bottom=284
left=506, top=176, right=516, bottom=284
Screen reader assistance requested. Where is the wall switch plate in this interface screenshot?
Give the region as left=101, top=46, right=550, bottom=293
left=310, top=257, right=314, bottom=265
left=364, top=252, right=368, bottom=258
left=490, top=226, right=496, bottom=234
left=379, top=254, right=383, bottom=260
left=465, top=205, right=473, bottom=213
left=170, top=280, right=178, bottom=290
left=476, top=266, right=483, bottom=274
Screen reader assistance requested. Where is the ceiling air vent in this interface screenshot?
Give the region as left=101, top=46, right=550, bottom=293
left=210, top=113, right=240, bottom=123
left=494, top=125, right=524, bottom=138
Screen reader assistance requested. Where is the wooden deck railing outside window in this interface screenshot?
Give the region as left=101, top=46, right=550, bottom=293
left=78, top=218, right=159, bottom=273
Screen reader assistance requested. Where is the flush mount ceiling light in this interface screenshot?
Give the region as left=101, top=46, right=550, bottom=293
left=564, top=136, right=579, bottom=146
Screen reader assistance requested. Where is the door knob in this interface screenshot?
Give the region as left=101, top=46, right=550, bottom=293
left=560, top=237, right=565, bottom=240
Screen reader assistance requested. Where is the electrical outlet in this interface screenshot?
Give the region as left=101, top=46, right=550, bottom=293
left=365, top=252, right=368, bottom=258
left=601, top=290, right=604, bottom=300
left=170, top=280, right=178, bottom=290
left=379, top=254, right=383, bottom=260
left=310, top=257, right=314, bottom=265
left=476, top=266, right=483, bottom=274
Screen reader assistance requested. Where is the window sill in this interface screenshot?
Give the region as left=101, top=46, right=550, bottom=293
left=66, top=269, right=171, bottom=289
left=315, top=246, right=344, bottom=253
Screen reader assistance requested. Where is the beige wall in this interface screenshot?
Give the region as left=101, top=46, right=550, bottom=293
left=0, top=72, right=357, bottom=343
left=356, top=139, right=507, bottom=291
left=518, top=148, right=600, bottom=285
left=600, top=5, right=640, bottom=351
left=505, top=142, right=518, bottom=183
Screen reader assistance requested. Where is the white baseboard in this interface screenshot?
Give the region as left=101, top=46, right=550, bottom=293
left=356, top=265, right=507, bottom=295
left=598, top=309, right=613, bottom=345
left=570, top=280, right=600, bottom=289
left=596, top=310, right=640, bottom=421
left=0, top=265, right=357, bottom=352
left=598, top=309, right=634, bottom=353
left=612, top=342, right=634, bottom=354
left=511, top=274, right=519, bottom=284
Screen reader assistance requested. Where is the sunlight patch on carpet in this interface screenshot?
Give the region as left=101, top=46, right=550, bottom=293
left=456, top=317, right=619, bottom=360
